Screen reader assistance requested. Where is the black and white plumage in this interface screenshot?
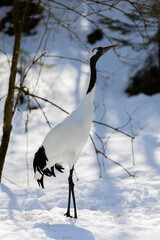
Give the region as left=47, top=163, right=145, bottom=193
left=33, top=43, right=121, bottom=218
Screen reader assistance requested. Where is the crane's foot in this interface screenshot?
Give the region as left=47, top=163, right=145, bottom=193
left=64, top=212, right=77, bottom=218
left=64, top=212, right=73, bottom=218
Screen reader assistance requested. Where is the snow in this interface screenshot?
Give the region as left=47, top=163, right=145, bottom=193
left=1, top=177, right=160, bottom=240
left=1, top=1, right=160, bottom=239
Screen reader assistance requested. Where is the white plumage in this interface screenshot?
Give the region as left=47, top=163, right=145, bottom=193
left=43, top=87, right=95, bottom=169
left=33, top=43, right=121, bottom=218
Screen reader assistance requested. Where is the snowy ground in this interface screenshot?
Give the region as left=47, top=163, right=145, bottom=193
left=1, top=2, right=160, bottom=240
left=1, top=175, right=160, bottom=240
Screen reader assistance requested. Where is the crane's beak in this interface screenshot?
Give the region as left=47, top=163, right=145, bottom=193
left=102, top=43, right=122, bottom=54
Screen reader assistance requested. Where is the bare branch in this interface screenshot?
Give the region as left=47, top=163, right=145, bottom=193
left=24, top=96, right=30, bottom=187
left=15, top=86, right=69, bottom=115
left=45, top=54, right=88, bottom=64
left=89, top=134, right=102, bottom=178
left=131, top=138, right=135, bottom=166
left=33, top=97, right=52, bottom=129
left=93, top=120, right=134, bottom=139
left=89, top=134, right=134, bottom=177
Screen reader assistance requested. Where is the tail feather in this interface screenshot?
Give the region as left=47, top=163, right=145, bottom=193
left=55, top=163, right=64, bottom=173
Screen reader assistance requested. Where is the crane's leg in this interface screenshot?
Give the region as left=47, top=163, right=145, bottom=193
left=64, top=173, right=72, bottom=217
left=71, top=172, right=77, bottom=219
left=64, top=166, right=77, bottom=218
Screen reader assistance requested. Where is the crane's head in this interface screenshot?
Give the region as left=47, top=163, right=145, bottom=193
left=90, top=43, right=121, bottom=63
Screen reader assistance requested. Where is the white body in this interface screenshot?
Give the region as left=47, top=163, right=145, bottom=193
left=43, top=87, right=95, bottom=169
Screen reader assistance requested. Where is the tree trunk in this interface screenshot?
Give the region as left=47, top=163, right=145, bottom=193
left=158, top=14, right=160, bottom=71
left=0, top=0, right=22, bottom=182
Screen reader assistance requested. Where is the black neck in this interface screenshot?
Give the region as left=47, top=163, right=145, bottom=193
left=86, top=60, right=96, bottom=94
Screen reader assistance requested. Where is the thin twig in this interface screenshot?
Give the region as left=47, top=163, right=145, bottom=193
left=45, top=54, right=88, bottom=64
left=89, top=134, right=102, bottom=178
left=89, top=134, right=134, bottom=177
left=131, top=138, right=135, bottom=165
left=33, top=97, right=52, bottom=129
left=25, top=97, right=30, bottom=187
left=15, top=87, right=69, bottom=115
left=3, top=176, right=22, bottom=188
left=93, top=120, right=134, bottom=139
left=99, top=149, right=135, bottom=177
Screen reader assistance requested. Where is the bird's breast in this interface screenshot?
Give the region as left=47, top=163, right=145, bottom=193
left=43, top=90, right=94, bottom=164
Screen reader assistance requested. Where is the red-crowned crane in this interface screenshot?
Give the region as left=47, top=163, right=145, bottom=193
left=33, top=43, right=121, bottom=218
